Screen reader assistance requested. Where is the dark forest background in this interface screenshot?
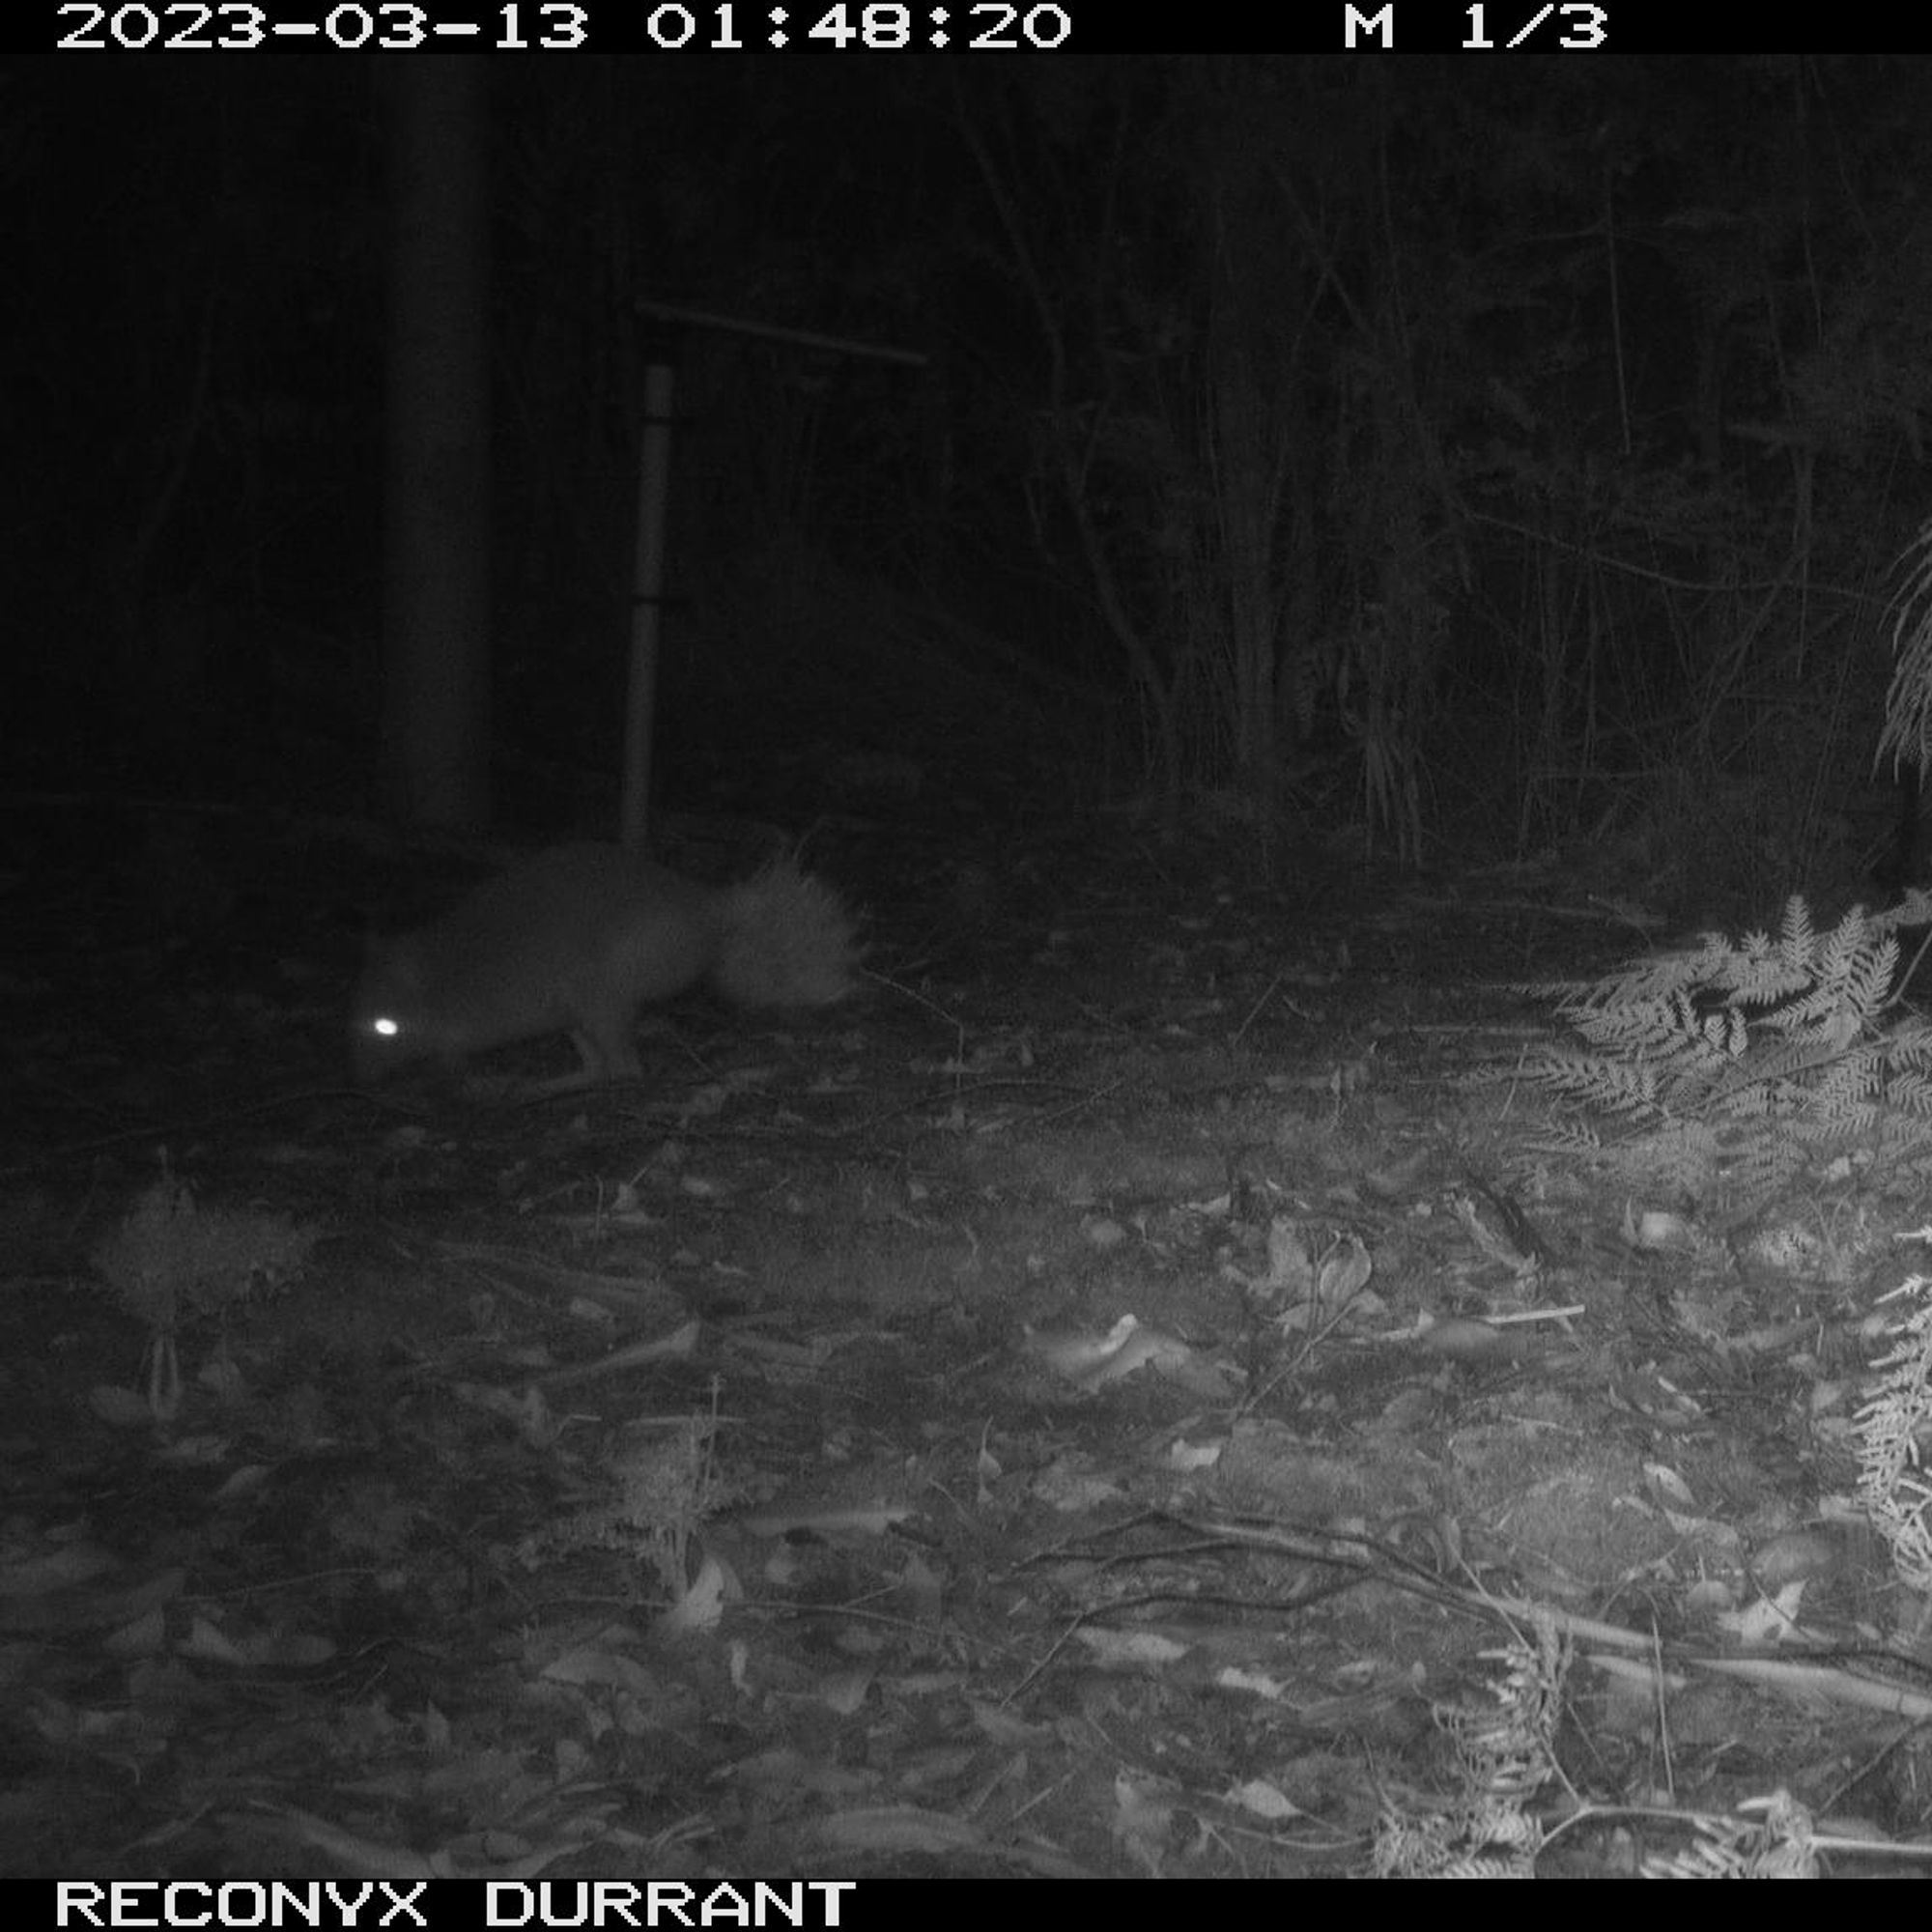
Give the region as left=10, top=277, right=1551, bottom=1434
left=10, top=55, right=1931, bottom=907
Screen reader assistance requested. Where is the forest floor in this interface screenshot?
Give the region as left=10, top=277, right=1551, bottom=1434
left=6, top=810, right=1932, bottom=1884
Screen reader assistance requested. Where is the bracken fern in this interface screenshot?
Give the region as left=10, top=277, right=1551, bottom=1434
left=1524, top=894, right=1932, bottom=1215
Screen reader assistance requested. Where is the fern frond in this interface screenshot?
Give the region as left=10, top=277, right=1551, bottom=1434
left=1527, top=896, right=1932, bottom=1215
